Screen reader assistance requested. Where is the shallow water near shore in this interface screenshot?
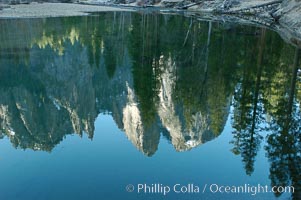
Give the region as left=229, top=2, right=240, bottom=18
left=0, top=12, right=300, bottom=200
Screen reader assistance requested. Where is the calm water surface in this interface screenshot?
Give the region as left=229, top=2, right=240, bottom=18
left=0, top=12, right=300, bottom=200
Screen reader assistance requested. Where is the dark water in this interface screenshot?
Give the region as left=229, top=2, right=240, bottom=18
left=0, top=12, right=300, bottom=200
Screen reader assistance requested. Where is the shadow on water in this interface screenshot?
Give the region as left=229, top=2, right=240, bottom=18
left=0, top=12, right=300, bottom=199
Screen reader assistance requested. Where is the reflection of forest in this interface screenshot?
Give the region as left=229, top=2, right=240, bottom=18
left=0, top=12, right=300, bottom=199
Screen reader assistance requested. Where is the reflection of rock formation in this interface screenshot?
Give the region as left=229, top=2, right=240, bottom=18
left=0, top=47, right=97, bottom=151
left=123, top=84, right=144, bottom=151
left=2, top=11, right=300, bottom=200
left=122, top=83, right=160, bottom=156
left=157, top=56, right=185, bottom=150
left=0, top=64, right=68, bottom=151
left=157, top=55, right=220, bottom=151
left=39, top=42, right=97, bottom=138
left=0, top=13, right=231, bottom=155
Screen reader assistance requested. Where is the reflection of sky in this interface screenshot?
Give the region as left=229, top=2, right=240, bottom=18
left=0, top=113, right=289, bottom=200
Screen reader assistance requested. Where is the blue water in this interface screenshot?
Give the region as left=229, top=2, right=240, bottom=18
left=0, top=12, right=300, bottom=200
left=0, top=113, right=288, bottom=200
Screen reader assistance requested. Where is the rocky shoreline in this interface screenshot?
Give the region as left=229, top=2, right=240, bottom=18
left=0, top=2, right=131, bottom=17
left=0, top=0, right=301, bottom=47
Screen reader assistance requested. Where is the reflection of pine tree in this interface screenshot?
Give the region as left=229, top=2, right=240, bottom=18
left=86, top=16, right=103, bottom=68
left=206, top=23, right=243, bottom=136
left=265, top=48, right=301, bottom=200
left=104, top=12, right=128, bottom=78
left=104, top=17, right=117, bottom=78
left=231, top=29, right=267, bottom=175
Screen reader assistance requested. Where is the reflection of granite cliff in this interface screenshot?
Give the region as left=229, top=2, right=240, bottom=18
left=0, top=43, right=98, bottom=151
left=0, top=14, right=229, bottom=154
left=122, top=83, right=160, bottom=156
left=157, top=55, right=228, bottom=151
left=0, top=65, right=74, bottom=151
